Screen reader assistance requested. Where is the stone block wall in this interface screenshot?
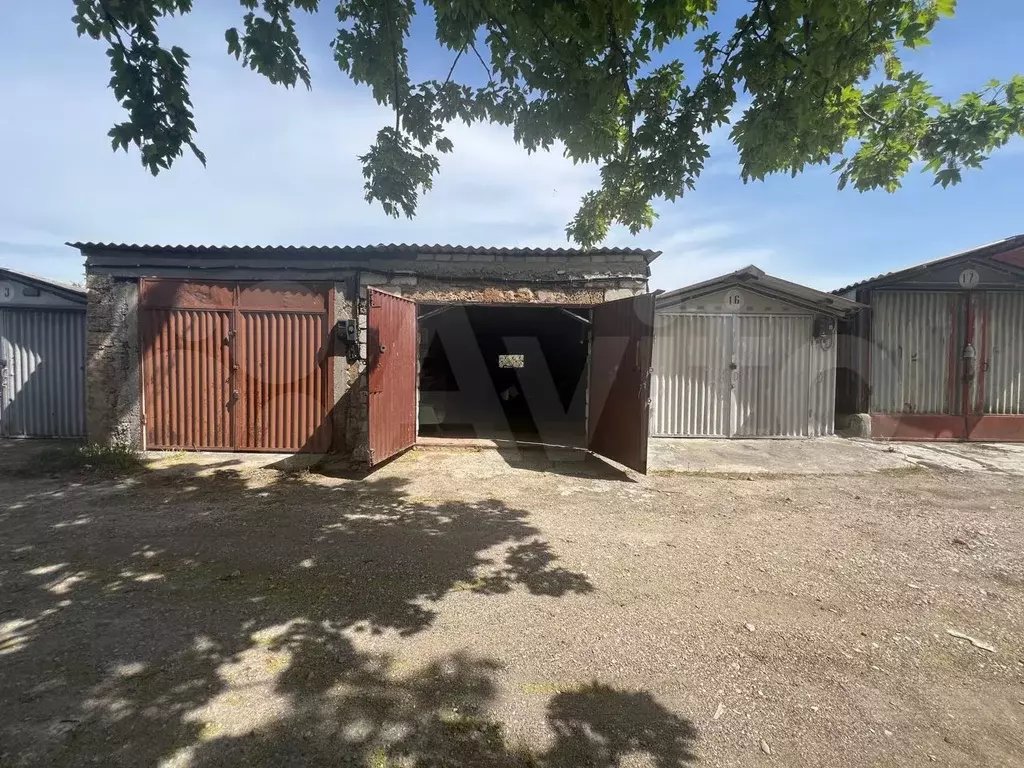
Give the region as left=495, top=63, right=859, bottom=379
left=82, top=254, right=650, bottom=460
left=85, top=275, right=143, bottom=448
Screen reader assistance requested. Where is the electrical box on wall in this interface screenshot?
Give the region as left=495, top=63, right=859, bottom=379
left=335, top=319, right=359, bottom=362
left=813, top=315, right=836, bottom=339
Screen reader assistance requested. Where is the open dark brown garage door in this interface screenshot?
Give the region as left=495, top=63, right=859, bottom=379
left=367, top=288, right=418, bottom=465
left=140, top=279, right=331, bottom=452
left=588, top=293, right=655, bottom=473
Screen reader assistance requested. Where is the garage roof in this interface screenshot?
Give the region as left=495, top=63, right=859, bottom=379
left=0, top=267, right=87, bottom=304
left=833, top=234, right=1024, bottom=294
left=68, top=242, right=661, bottom=263
left=658, top=265, right=863, bottom=316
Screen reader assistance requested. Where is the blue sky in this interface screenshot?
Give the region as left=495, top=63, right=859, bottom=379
left=1, top=1, right=1021, bottom=291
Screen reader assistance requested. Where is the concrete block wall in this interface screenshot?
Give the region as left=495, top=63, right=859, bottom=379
left=85, top=275, right=143, bottom=448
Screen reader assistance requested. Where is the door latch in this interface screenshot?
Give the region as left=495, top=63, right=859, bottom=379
left=962, top=343, right=977, bottom=380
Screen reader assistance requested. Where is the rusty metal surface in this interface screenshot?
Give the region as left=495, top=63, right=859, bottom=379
left=237, top=282, right=326, bottom=312
left=237, top=309, right=330, bottom=452
left=0, top=308, right=86, bottom=437
left=142, top=308, right=234, bottom=450
left=140, top=280, right=330, bottom=452
left=367, top=289, right=418, bottom=465
left=140, top=279, right=235, bottom=310
left=993, top=246, right=1024, bottom=269
left=587, top=293, right=654, bottom=473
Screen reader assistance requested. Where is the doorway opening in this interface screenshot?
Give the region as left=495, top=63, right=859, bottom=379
left=417, top=304, right=590, bottom=446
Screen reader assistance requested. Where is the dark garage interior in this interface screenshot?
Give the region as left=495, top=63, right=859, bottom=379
left=417, top=304, right=590, bottom=445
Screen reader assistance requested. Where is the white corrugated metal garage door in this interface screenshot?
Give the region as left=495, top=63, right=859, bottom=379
left=652, top=313, right=836, bottom=437
left=0, top=308, right=86, bottom=437
left=984, top=292, right=1024, bottom=415
left=870, top=291, right=957, bottom=415
left=651, top=314, right=731, bottom=436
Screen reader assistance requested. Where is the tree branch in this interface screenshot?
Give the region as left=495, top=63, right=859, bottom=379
left=606, top=10, right=636, bottom=165
left=606, top=10, right=632, bottom=100
left=382, top=0, right=402, bottom=131
left=859, top=103, right=884, bottom=126
left=469, top=41, right=493, bottom=83
left=97, top=0, right=133, bottom=58
left=443, top=47, right=464, bottom=86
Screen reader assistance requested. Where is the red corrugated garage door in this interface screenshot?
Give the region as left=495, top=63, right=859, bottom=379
left=588, top=293, right=655, bottom=473
left=367, top=288, right=417, bottom=465
left=140, top=279, right=332, bottom=452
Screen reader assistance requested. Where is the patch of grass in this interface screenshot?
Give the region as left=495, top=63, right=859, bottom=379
left=28, top=443, right=143, bottom=477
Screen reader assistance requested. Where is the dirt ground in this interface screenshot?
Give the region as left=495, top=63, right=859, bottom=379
left=1, top=440, right=1023, bottom=768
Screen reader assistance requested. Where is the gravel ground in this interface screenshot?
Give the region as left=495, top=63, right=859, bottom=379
left=1, top=443, right=1023, bottom=768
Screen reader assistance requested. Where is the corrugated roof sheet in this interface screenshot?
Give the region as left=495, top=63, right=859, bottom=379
left=657, top=265, right=864, bottom=316
left=0, top=267, right=87, bottom=303
left=68, top=242, right=661, bottom=262
left=833, top=234, right=1024, bottom=294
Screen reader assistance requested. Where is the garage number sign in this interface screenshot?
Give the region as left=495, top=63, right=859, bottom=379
left=958, top=268, right=980, bottom=289
left=725, top=289, right=743, bottom=309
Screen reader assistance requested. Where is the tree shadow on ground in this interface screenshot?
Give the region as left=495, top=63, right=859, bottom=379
left=0, top=450, right=695, bottom=767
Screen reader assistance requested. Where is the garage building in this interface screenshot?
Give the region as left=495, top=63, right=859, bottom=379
left=76, top=243, right=658, bottom=471
left=1, top=268, right=86, bottom=438
left=651, top=266, right=862, bottom=438
left=835, top=235, right=1024, bottom=441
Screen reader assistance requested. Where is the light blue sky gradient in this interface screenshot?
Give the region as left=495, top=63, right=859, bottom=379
left=0, top=1, right=1020, bottom=291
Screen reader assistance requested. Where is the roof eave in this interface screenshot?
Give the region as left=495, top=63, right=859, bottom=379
left=657, top=267, right=863, bottom=316
left=832, top=233, right=1024, bottom=294
left=67, top=242, right=662, bottom=262
left=0, top=267, right=87, bottom=303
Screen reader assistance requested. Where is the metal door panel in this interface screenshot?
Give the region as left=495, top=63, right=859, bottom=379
left=0, top=309, right=9, bottom=435
left=733, top=316, right=816, bottom=437
left=367, top=289, right=418, bottom=465
left=588, top=293, right=655, bottom=473
left=140, top=279, right=235, bottom=310
left=237, top=309, right=330, bottom=452
left=981, top=292, right=1024, bottom=415
left=0, top=309, right=86, bottom=438
left=140, top=279, right=330, bottom=452
left=651, top=314, right=731, bottom=436
left=870, top=292, right=956, bottom=414
left=142, top=308, right=234, bottom=449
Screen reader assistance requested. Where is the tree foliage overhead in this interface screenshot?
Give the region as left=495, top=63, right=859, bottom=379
left=72, top=0, right=1024, bottom=246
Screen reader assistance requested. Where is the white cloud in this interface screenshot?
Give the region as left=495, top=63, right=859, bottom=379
left=0, top=5, right=771, bottom=292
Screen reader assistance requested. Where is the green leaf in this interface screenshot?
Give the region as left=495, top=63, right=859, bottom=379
left=73, top=0, right=1024, bottom=245
left=225, top=27, right=241, bottom=58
